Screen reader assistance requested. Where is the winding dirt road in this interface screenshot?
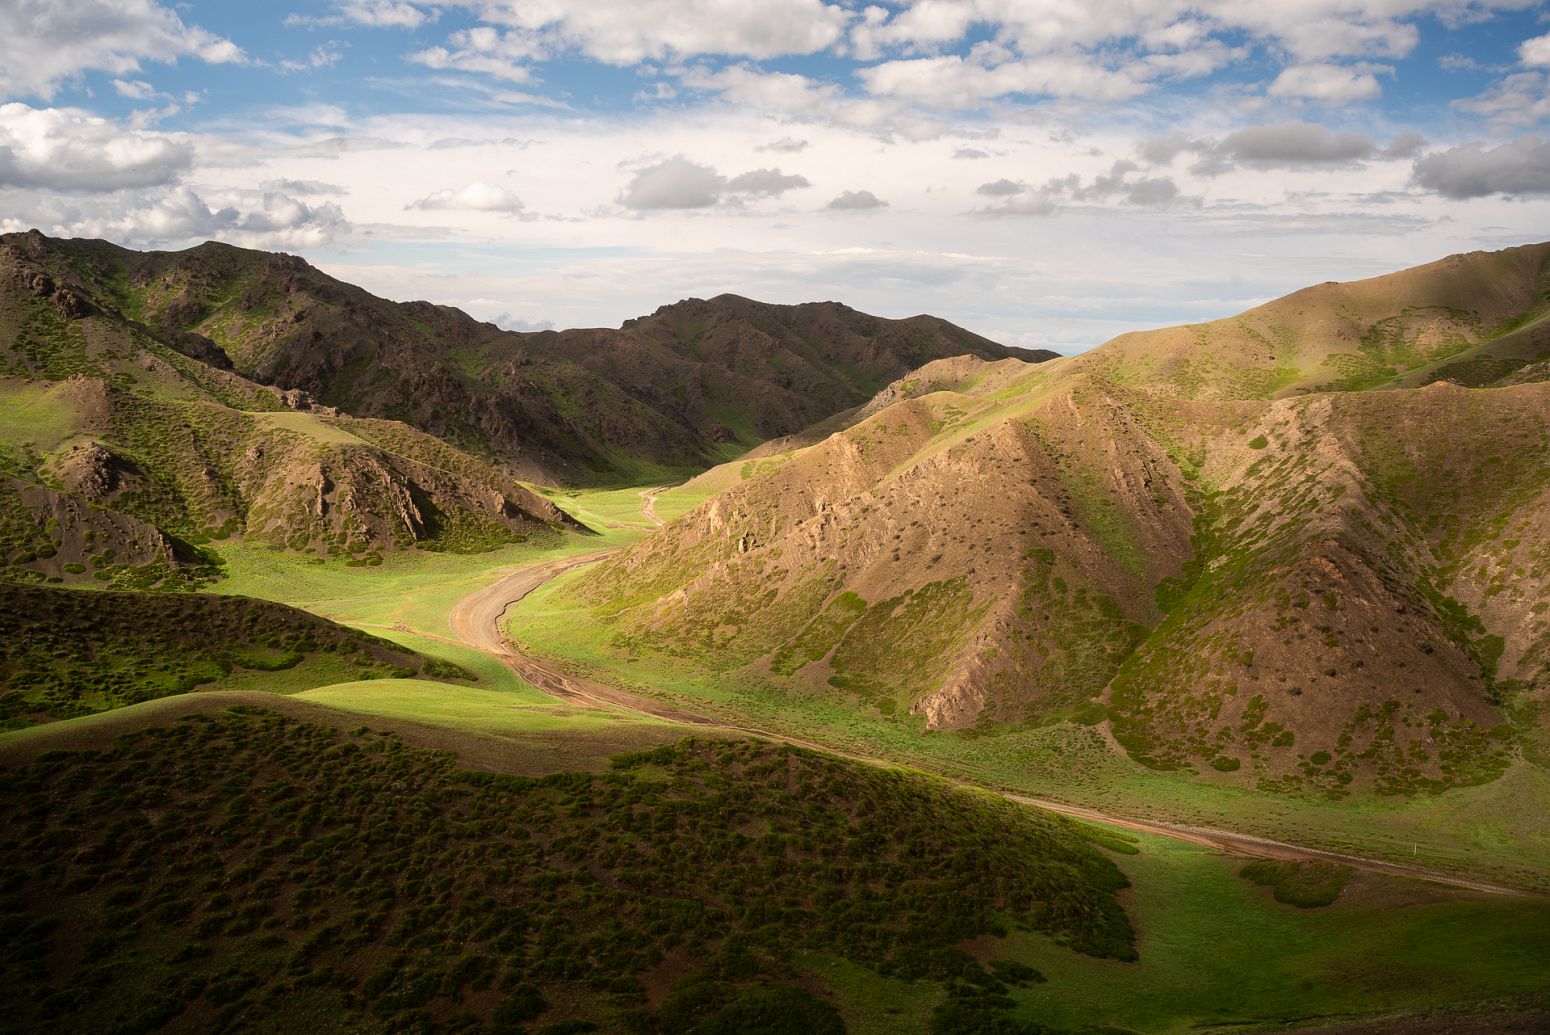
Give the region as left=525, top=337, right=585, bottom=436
left=449, top=549, right=1535, bottom=897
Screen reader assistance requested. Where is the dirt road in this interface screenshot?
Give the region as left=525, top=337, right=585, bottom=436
left=449, top=551, right=1535, bottom=897
left=638, top=486, right=667, bottom=526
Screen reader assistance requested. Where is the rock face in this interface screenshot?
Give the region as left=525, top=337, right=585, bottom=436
left=558, top=242, right=1550, bottom=795
left=0, top=232, right=1051, bottom=484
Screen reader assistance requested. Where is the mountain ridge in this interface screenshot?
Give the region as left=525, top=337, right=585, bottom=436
left=2, top=230, right=1047, bottom=485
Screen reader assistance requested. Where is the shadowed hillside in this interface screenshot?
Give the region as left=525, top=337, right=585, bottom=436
left=0, top=583, right=464, bottom=728
left=1, top=230, right=1050, bottom=485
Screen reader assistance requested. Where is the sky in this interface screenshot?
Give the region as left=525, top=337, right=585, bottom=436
left=2, top=1, right=1550, bottom=352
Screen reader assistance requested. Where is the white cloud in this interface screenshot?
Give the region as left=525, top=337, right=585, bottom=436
left=977, top=160, right=1188, bottom=215
left=826, top=189, right=888, bottom=210
left=976, top=178, right=1024, bottom=196
left=409, top=27, right=541, bottom=82
left=260, top=178, right=345, bottom=195
left=1267, top=63, right=1383, bottom=104
left=1519, top=31, right=1550, bottom=68
left=0, top=103, right=193, bottom=191
left=0, top=0, right=242, bottom=100
left=620, top=156, right=725, bottom=209
left=1413, top=136, right=1550, bottom=198
left=619, top=156, right=813, bottom=209
left=337, top=0, right=430, bottom=28
left=279, top=43, right=345, bottom=73
left=1454, top=71, right=1550, bottom=126
left=287, top=0, right=432, bottom=30
left=1186, top=122, right=1380, bottom=174
left=725, top=168, right=811, bottom=196
left=408, top=181, right=526, bottom=213
left=111, top=78, right=157, bottom=100
left=451, top=0, right=849, bottom=64
left=757, top=137, right=810, bottom=153
left=22, top=186, right=351, bottom=249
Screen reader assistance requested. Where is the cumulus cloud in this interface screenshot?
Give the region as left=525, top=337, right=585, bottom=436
left=620, top=156, right=726, bottom=209
left=1520, top=31, right=1550, bottom=68
left=442, top=0, right=848, bottom=65
left=978, top=160, right=1187, bottom=215
left=19, top=186, right=352, bottom=249
left=0, top=103, right=193, bottom=191
left=975, top=178, right=1025, bottom=197
left=724, top=168, right=810, bottom=196
left=1412, top=136, right=1550, bottom=198
left=1454, top=71, right=1550, bottom=126
left=335, top=0, right=430, bottom=28
left=1173, top=121, right=1385, bottom=175
left=1267, top=63, right=1383, bottom=104
left=407, top=181, right=526, bottom=213
left=129, top=189, right=347, bottom=244
left=0, top=0, right=242, bottom=100
left=826, top=189, right=887, bottom=210
left=620, top=156, right=811, bottom=210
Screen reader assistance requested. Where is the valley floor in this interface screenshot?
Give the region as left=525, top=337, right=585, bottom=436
left=5, top=484, right=1549, bottom=1034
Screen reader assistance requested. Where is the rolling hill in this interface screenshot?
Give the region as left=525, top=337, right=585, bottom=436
left=2, top=230, right=1051, bottom=485
left=0, top=234, right=577, bottom=587
left=529, top=242, right=1550, bottom=796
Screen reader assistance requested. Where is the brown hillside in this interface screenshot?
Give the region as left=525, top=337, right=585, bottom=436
left=1063, top=241, right=1550, bottom=399
left=554, top=242, right=1550, bottom=795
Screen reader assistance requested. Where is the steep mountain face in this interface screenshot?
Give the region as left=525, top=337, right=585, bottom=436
left=552, top=244, right=1550, bottom=795
left=0, top=236, right=572, bottom=589
left=2, top=231, right=1048, bottom=484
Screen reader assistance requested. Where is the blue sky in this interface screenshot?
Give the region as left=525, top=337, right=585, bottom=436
left=3, top=1, right=1550, bottom=350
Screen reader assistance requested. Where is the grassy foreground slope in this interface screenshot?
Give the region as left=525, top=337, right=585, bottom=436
left=0, top=583, right=465, bottom=729
left=0, top=708, right=1135, bottom=1035
left=4, top=707, right=1547, bottom=1035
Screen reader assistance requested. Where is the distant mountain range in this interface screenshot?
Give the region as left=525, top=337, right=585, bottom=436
left=1, top=230, right=1046, bottom=485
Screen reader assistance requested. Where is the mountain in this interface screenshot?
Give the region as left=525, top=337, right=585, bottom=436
left=541, top=242, right=1550, bottom=795
left=1066, top=240, right=1550, bottom=399
left=2, top=230, right=1051, bottom=484
left=0, top=234, right=573, bottom=588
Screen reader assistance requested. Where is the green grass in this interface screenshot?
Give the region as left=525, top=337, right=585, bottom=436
left=251, top=410, right=368, bottom=445
left=0, top=377, right=86, bottom=452
left=0, top=583, right=437, bottom=728
left=991, top=828, right=1550, bottom=1034
left=509, top=566, right=1550, bottom=890
left=0, top=709, right=1135, bottom=1034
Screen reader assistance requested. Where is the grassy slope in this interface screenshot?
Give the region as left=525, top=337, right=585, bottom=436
left=3, top=708, right=1545, bottom=1035
left=0, top=708, right=1136, bottom=1035
left=0, top=583, right=455, bottom=729
left=510, top=566, right=1550, bottom=890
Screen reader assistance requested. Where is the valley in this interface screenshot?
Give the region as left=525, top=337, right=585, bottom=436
left=3, top=234, right=1550, bottom=1034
